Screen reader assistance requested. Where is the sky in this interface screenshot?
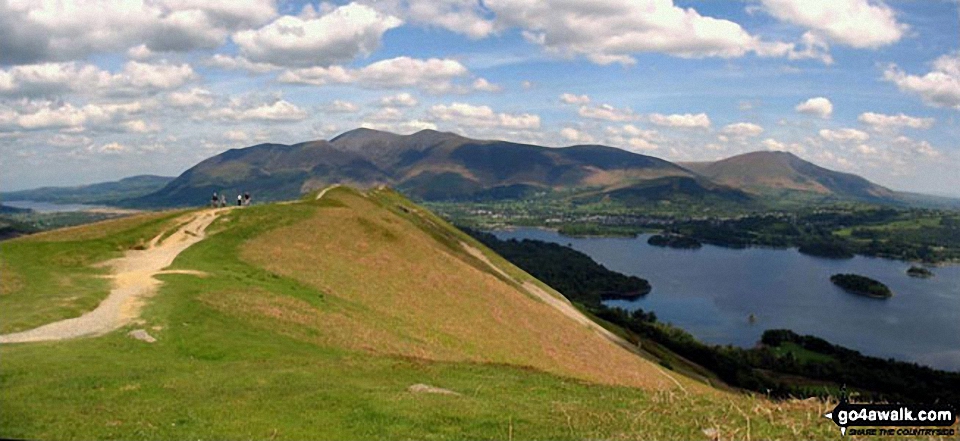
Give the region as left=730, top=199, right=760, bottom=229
left=0, top=0, right=958, bottom=196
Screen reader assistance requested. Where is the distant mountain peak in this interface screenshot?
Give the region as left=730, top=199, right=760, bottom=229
left=684, top=150, right=895, bottom=201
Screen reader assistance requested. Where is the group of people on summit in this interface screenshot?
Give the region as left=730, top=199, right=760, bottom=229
left=211, top=191, right=251, bottom=208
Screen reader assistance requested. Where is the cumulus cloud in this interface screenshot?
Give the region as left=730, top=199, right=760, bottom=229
left=429, top=102, right=540, bottom=130
left=378, top=92, right=418, bottom=107
left=819, top=128, right=870, bottom=143
left=795, top=97, right=833, bottom=118
left=560, top=93, right=590, bottom=105
left=0, top=61, right=196, bottom=97
left=398, top=0, right=831, bottom=65
left=884, top=53, right=960, bottom=109
left=232, top=3, right=402, bottom=68
left=472, top=78, right=502, bottom=92
left=210, top=99, right=308, bottom=122
left=8, top=100, right=143, bottom=131
left=559, top=127, right=595, bottom=144
left=893, top=135, right=940, bottom=158
left=97, top=141, right=128, bottom=154
left=326, top=100, right=360, bottom=113
left=858, top=112, right=934, bottom=131
left=0, top=0, right=277, bottom=65
left=360, top=119, right=438, bottom=134
left=759, top=0, right=906, bottom=49
left=122, top=119, right=160, bottom=133
left=206, top=54, right=278, bottom=73
left=578, top=104, right=637, bottom=122
left=278, top=57, right=471, bottom=94
left=720, top=122, right=763, bottom=137
left=649, top=113, right=711, bottom=129
left=762, top=137, right=807, bottom=155
left=385, top=0, right=494, bottom=39
left=167, top=87, right=214, bottom=108
left=603, top=124, right=661, bottom=151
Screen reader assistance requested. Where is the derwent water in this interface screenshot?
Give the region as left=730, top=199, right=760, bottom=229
left=493, top=228, right=960, bottom=372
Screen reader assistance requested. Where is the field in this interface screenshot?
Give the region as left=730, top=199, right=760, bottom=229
left=0, top=188, right=869, bottom=439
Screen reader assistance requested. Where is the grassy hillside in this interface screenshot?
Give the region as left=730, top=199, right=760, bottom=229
left=1, top=187, right=843, bottom=439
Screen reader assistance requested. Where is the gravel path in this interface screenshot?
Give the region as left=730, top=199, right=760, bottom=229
left=0, top=209, right=224, bottom=344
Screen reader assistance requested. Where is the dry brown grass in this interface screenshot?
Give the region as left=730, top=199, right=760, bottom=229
left=240, top=190, right=699, bottom=392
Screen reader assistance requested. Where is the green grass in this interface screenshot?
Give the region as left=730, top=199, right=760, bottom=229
left=770, top=341, right=836, bottom=364
left=1, top=193, right=852, bottom=440
left=0, top=211, right=187, bottom=333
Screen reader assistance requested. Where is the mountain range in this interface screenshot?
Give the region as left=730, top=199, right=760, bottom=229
left=4, top=128, right=911, bottom=208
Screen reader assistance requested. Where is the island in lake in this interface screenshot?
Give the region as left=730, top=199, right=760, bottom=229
left=830, top=273, right=893, bottom=299
left=907, top=266, right=934, bottom=278
left=647, top=234, right=702, bottom=249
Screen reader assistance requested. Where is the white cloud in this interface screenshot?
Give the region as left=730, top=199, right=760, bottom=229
left=127, top=44, right=154, bottom=60
left=122, top=119, right=159, bottom=133
left=720, top=122, right=764, bottom=137
left=0, top=0, right=277, bottom=64
left=759, top=0, right=905, bottom=49
left=893, top=135, right=940, bottom=158
left=472, top=78, right=502, bottom=92
left=819, top=128, right=870, bottom=143
left=47, top=133, right=91, bottom=147
left=224, top=130, right=249, bottom=142
left=97, top=142, right=128, bottom=154
left=211, top=99, right=307, bottom=122
left=856, top=144, right=877, bottom=155
left=206, top=54, right=278, bottom=73
left=232, top=3, right=402, bottom=68
left=378, top=92, right=418, bottom=107
left=0, top=61, right=196, bottom=97
left=560, top=93, right=590, bottom=105
left=762, top=137, right=806, bottom=155
left=429, top=102, right=541, bottom=130
left=366, top=107, right=404, bottom=122
left=884, top=53, right=960, bottom=109
left=858, top=112, right=934, bottom=131
left=389, top=0, right=494, bottom=39
left=578, top=104, right=637, bottom=122
left=278, top=57, right=470, bottom=93
left=11, top=101, right=143, bottom=130
left=559, top=127, right=595, bottom=143
left=603, top=124, right=661, bottom=151
left=795, top=97, right=833, bottom=118
left=649, top=113, right=711, bottom=129
left=422, top=0, right=831, bottom=65
left=167, top=87, right=214, bottom=108
left=360, top=119, right=438, bottom=134
left=326, top=100, right=360, bottom=113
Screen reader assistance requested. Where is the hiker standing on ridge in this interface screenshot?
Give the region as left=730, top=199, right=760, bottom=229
left=211, top=192, right=218, bottom=208
left=220, top=194, right=226, bottom=208
left=244, top=192, right=251, bottom=206
left=237, top=194, right=243, bottom=207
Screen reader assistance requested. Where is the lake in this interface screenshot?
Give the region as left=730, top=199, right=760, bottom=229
left=492, top=228, right=960, bottom=372
left=2, top=200, right=106, bottom=213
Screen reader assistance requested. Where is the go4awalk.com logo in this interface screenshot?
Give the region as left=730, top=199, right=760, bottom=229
left=823, top=389, right=957, bottom=436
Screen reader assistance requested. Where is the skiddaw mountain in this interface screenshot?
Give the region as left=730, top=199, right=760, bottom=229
left=117, top=128, right=898, bottom=207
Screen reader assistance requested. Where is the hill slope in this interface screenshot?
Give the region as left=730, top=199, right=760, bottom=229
left=0, top=187, right=836, bottom=439
left=682, top=151, right=896, bottom=202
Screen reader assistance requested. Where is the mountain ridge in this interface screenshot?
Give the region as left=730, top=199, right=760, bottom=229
left=15, top=128, right=906, bottom=208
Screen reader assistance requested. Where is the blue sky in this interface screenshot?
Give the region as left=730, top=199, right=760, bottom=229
left=1, top=0, right=958, bottom=195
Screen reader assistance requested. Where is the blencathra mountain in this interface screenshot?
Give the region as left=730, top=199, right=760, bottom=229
left=130, top=128, right=898, bottom=207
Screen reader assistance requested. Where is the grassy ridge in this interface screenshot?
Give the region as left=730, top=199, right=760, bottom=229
left=1, top=190, right=849, bottom=439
